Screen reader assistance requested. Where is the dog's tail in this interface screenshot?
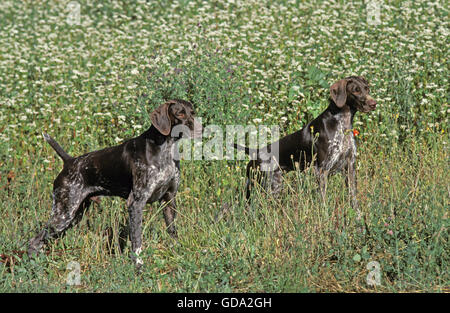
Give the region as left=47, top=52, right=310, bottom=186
left=232, top=143, right=258, bottom=157
left=42, top=133, right=72, bottom=162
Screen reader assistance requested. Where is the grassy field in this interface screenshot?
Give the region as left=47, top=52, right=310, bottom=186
left=0, top=0, right=448, bottom=292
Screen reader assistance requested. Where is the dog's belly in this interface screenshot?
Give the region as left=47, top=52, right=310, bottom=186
left=85, top=163, right=179, bottom=203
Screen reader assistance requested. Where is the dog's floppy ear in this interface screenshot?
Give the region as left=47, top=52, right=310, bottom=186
left=151, top=102, right=172, bottom=136
left=330, top=79, right=348, bottom=108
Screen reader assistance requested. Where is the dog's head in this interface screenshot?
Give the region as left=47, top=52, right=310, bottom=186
left=151, top=99, right=202, bottom=139
left=330, top=76, right=377, bottom=113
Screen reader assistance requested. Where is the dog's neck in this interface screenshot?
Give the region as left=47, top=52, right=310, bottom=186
left=327, top=98, right=357, bottom=129
left=141, top=125, right=174, bottom=145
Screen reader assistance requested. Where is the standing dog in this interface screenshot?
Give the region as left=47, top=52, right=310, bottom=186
left=234, top=76, right=377, bottom=217
left=28, top=99, right=202, bottom=269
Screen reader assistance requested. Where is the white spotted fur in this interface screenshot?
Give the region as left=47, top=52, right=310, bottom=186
left=323, top=112, right=356, bottom=174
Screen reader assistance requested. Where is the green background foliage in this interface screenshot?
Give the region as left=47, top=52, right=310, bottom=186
left=0, top=0, right=448, bottom=292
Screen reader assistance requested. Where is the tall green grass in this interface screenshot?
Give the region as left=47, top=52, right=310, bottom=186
left=0, top=0, right=448, bottom=292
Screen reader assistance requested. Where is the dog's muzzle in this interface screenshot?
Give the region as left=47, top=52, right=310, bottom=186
left=365, top=95, right=377, bottom=111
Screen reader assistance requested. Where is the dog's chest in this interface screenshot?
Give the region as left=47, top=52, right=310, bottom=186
left=144, top=161, right=179, bottom=203
left=323, top=119, right=356, bottom=173
left=145, top=144, right=180, bottom=203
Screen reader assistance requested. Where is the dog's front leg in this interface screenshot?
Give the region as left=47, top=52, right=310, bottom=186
left=315, top=166, right=329, bottom=205
left=127, top=191, right=149, bottom=271
left=161, top=190, right=178, bottom=239
left=346, top=159, right=360, bottom=219
left=346, top=159, right=370, bottom=234
left=269, top=169, right=283, bottom=198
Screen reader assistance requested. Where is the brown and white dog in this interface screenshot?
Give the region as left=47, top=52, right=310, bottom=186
left=28, top=99, right=202, bottom=269
left=234, top=76, right=377, bottom=218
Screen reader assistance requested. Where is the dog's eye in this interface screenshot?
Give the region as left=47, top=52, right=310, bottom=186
left=354, top=87, right=361, bottom=93
left=176, top=109, right=186, bottom=118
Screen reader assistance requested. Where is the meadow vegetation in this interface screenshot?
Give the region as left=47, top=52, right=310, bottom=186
left=0, top=0, right=448, bottom=292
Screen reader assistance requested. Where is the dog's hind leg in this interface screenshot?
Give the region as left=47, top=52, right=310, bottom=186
left=270, top=169, right=283, bottom=198
left=28, top=183, right=90, bottom=257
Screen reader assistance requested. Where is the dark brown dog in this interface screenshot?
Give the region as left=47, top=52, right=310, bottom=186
left=28, top=99, right=202, bottom=269
left=234, top=76, right=377, bottom=218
